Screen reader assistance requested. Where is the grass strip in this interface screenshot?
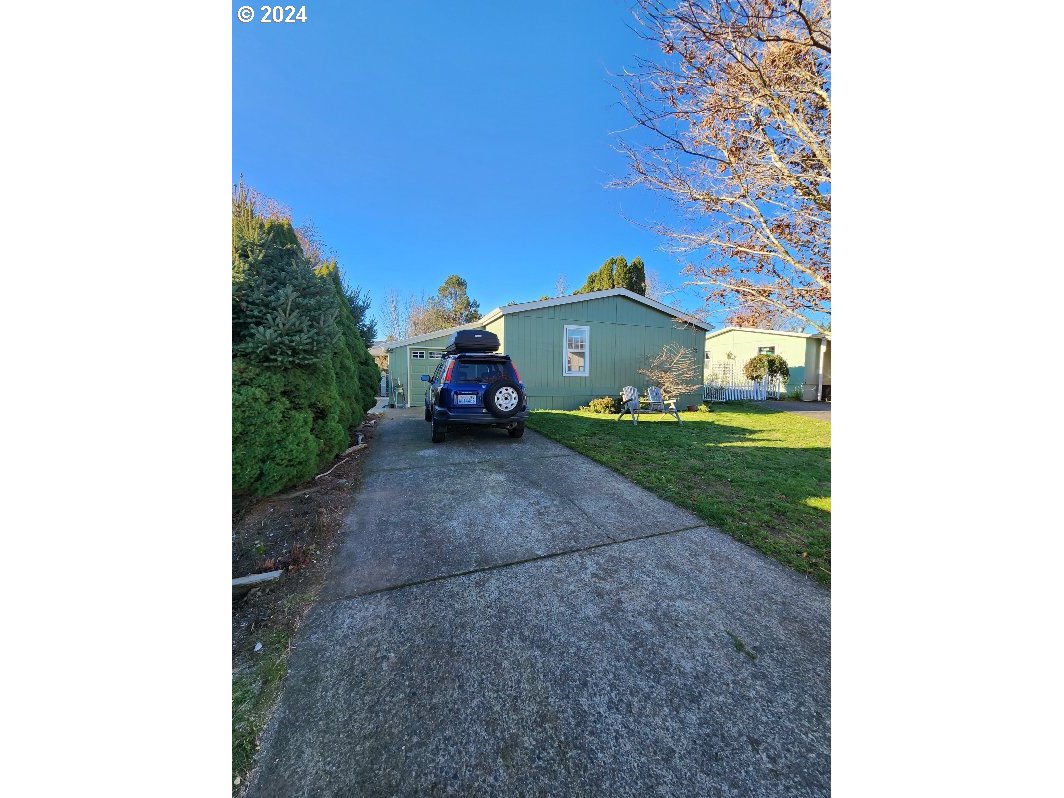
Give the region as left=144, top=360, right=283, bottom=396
left=527, top=403, right=830, bottom=586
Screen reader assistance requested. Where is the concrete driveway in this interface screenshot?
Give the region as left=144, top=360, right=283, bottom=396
left=247, top=409, right=830, bottom=798
left=763, top=400, right=831, bottom=422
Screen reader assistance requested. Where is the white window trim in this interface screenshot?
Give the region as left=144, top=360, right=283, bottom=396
left=563, top=324, right=590, bottom=377
left=411, top=350, right=426, bottom=359
left=758, top=345, right=776, bottom=355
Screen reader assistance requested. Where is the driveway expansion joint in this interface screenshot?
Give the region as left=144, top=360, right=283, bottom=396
left=364, top=452, right=577, bottom=474
left=321, top=522, right=711, bottom=604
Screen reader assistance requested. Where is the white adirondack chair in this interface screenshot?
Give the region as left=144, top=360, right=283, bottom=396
left=617, top=385, right=641, bottom=425
left=646, top=386, right=682, bottom=422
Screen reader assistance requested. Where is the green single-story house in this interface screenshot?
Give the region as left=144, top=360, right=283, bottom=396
left=704, top=326, right=831, bottom=401
left=386, top=288, right=710, bottom=410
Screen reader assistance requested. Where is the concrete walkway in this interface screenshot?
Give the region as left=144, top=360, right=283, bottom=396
left=247, top=410, right=830, bottom=798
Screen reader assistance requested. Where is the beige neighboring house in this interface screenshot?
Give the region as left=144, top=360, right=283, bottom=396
left=369, top=341, right=390, bottom=397
left=369, top=340, right=389, bottom=364
left=704, top=327, right=831, bottom=401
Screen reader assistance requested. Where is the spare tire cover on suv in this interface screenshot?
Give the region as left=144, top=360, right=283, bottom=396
left=484, top=379, right=524, bottom=418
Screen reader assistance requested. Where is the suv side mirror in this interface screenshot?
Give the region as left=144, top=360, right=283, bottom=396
left=420, top=374, right=430, bottom=381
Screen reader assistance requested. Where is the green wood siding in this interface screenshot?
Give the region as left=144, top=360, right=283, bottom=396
left=497, top=296, right=706, bottom=410
left=388, top=332, right=452, bottom=407
left=388, top=297, right=708, bottom=410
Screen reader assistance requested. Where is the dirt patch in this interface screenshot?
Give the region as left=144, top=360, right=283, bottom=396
left=231, top=412, right=382, bottom=793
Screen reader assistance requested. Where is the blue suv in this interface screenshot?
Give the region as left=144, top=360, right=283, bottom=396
left=421, top=330, right=528, bottom=443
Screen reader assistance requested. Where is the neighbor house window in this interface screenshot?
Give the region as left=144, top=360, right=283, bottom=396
left=428, top=351, right=443, bottom=359
left=563, top=325, right=589, bottom=376
left=411, top=350, right=426, bottom=359
left=758, top=346, right=775, bottom=355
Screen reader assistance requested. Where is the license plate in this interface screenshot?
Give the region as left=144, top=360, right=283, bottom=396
left=454, top=394, right=477, bottom=405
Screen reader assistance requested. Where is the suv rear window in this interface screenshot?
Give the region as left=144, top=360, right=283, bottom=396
left=448, top=360, right=517, bottom=383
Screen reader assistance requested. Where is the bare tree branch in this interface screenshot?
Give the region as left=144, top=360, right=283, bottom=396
left=613, top=0, right=830, bottom=334
left=638, top=342, right=701, bottom=397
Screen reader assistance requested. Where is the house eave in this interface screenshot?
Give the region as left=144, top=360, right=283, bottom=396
left=480, top=288, right=710, bottom=330
left=705, top=326, right=828, bottom=341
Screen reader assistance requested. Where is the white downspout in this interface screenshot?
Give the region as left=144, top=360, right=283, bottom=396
left=406, top=347, right=412, bottom=408
left=816, top=338, right=825, bottom=402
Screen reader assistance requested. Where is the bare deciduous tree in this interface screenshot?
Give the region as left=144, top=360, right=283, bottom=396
left=638, top=342, right=702, bottom=398
left=403, top=276, right=482, bottom=335
left=233, top=177, right=292, bottom=223
left=295, top=221, right=330, bottom=268
left=726, top=300, right=805, bottom=331
left=644, top=268, right=666, bottom=302
left=407, top=292, right=447, bottom=336
left=614, top=0, right=830, bottom=334
left=382, top=289, right=408, bottom=341
left=555, top=274, right=568, bottom=296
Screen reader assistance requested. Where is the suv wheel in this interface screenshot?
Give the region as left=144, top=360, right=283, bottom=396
left=485, top=379, right=524, bottom=419
left=425, top=404, right=432, bottom=422
left=431, top=419, right=446, bottom=443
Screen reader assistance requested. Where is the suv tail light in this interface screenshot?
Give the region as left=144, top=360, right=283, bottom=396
left=443, top=360, right=455, bottom=383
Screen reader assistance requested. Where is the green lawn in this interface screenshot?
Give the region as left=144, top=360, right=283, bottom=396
left=527, top=402, right=831, bottom=586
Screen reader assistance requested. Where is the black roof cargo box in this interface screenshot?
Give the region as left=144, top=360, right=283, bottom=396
left=446, top=329, right=500, bottom=354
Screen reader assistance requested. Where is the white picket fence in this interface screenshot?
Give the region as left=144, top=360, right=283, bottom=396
left=703, top=377, right=787, bottom=402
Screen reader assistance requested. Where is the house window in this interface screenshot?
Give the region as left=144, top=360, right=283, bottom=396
left=705, top=350, right=711, bottom=361
left=757, top=346, right=775, bottom=355
left=428, top=351, right=443, bottom=359
left=563, top=325, right=589, bottom=376
left=411, top=350, right=426, bottom=359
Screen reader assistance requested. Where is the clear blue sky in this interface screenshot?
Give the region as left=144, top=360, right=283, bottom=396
left=233, top=0, right=711, bottom=336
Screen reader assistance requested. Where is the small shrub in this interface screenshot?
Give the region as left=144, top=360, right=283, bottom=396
left=790, top=386, right=803, bottom=401
left=743, top=353, right=790, bottom=382
left=585, top=396, right=619, bottom=414
left=697, top=403, right=712, bottom=413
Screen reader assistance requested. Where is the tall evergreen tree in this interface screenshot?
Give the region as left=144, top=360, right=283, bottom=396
left=232, top=216, right=337, bottom=367
left=431, top=275, right=481, bottom=326
left=573, top=256, right=647, bottom=296
left=232, top=182, right=378, bottom=495
left=345, top=285, right=377, bottom=348
left=626, top=257, right=647, bottom=295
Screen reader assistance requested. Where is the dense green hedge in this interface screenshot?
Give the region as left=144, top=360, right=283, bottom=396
left=233, top=187, right=379, bottom=496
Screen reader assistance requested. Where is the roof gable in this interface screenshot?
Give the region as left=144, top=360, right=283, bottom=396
left=384, top=325, right=465, bottom=351
left=386, top=288, right=708, bottom=350
left=479, top=288, right=709, bottom=330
